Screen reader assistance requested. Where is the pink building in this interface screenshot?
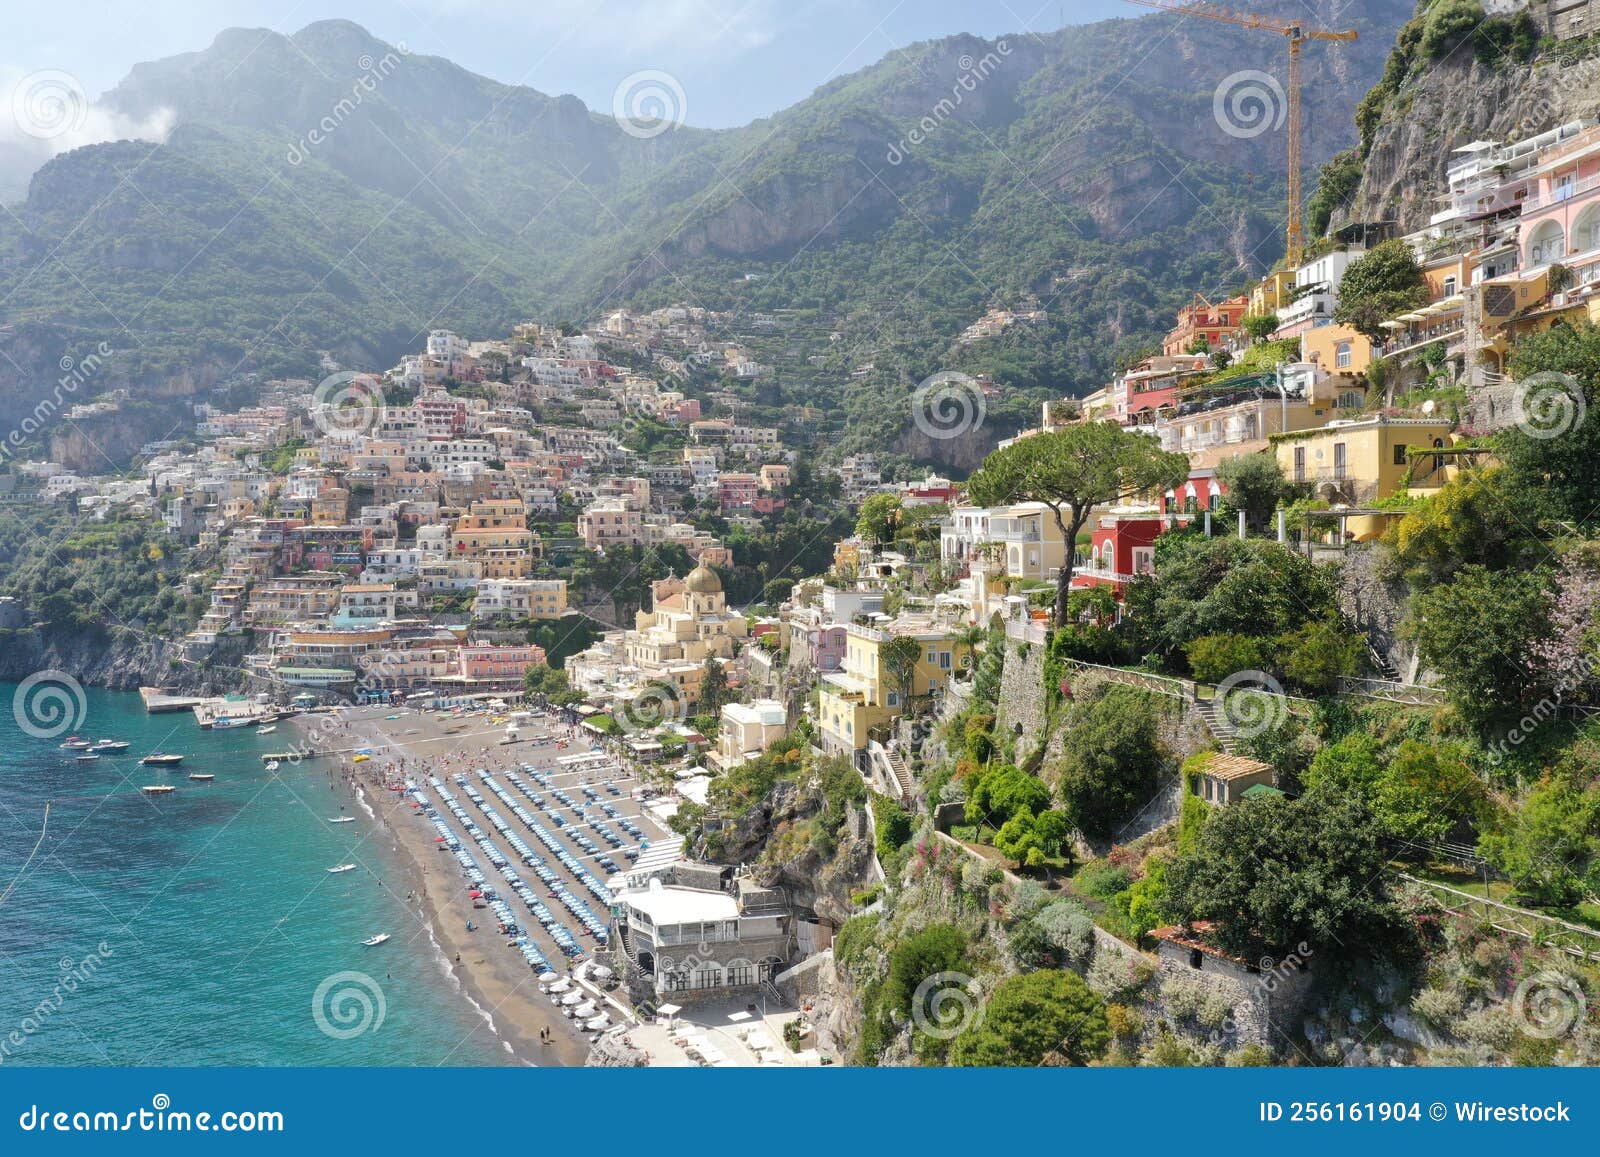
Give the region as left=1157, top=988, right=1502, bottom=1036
left=456, top=643, right=547, bottom=684
left=1520, top=125, right=1600, bottom=271
left=718, top=473, right=759, bottom=512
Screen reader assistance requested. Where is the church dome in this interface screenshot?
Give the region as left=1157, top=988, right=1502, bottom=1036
left=684, top=563, right=722, bottom=594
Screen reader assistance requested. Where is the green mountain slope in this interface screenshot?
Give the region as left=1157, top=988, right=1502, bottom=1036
left=0, top=3, right=1414, bottom=465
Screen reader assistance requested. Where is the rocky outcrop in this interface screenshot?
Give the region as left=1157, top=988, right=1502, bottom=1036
left=1336, top=45, right=1600, bottom=235
left=0, top=625, right=251, bottom=695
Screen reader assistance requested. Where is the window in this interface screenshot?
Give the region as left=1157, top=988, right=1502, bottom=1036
left=727, top=963, right=753, bottom=987
left=1443, top=275, right=1457, bottom=297
left=1393, top=443, right=1408, bottom=467
left=1293, top=446, right=1306, bottom=482
left=1335, top=341, right=1352, bottom=369
left=665, top=970, right=689, bottom=992
left=1333, top=442, right=1347, bottom=479
left=1132, top=547, right=1155, bottom=575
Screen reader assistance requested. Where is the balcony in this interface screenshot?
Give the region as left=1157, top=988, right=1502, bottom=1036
left=1521, top=172, right=1600, bottom=213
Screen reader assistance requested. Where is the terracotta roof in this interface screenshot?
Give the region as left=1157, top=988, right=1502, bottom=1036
left=1195, top=751, right=1273, bottom=782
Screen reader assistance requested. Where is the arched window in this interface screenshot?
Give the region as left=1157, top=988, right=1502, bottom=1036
left=1527, top=219, right=1566, bottom=267
left=1573, top=203, right=1600, bottom=257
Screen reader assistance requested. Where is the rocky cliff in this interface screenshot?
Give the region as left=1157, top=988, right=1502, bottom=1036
left=1333, top=34, right=1600, bottom=234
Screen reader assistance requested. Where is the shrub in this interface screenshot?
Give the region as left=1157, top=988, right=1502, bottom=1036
left=1411, top=985, right=1464, bottom=1029
left=1186, top=634, right=1273, bottom=684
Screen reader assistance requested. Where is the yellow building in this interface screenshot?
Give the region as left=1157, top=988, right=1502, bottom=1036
left=617, top=564, right=748, bottom=705
left=1272, top=415, right=1453, bottom=516
left=1250, top=268, right=1297, bottom=317
left=817, top=616, right=973, bottom=760
left=1300, top=323, right=1374, bottom=380
left=451, top=498, right=536, bottom=577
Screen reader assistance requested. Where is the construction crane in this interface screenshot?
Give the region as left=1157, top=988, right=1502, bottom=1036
left=1125, top=0, right=1357, bottom=268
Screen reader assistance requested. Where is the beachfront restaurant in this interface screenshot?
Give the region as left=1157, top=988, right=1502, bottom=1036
left=610, top=864, right=791, bottom=1002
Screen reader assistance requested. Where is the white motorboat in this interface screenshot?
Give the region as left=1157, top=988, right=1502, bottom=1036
left=140, top=753, right=184, bottom=766
left=327, top=863, right=357, bottom=874
left=361, top=933, right=391, bottom=947
left=326, top=816, right=355, bottom=824
left=60, top=737, right=91, bottom=750
left=188, top=773, right=215, bottom=782
left=74, top=753, right=101, bottom=762
left=264, top=761, right=281, bottom=771
left=90, top=740, right=130, bottom=752
left=141, top=785, right=177, bottom=795
left=257, top=725, right=277, bottom=735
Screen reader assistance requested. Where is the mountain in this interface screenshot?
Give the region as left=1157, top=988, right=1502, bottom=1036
left=0, top=3, right=1414, bottom=467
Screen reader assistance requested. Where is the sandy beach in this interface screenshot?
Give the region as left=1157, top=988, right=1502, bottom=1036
left=282, top=702, right=658, bottom=1067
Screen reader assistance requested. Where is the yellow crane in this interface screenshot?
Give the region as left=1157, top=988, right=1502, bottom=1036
left=1125, top=0, right=1357, bottom=268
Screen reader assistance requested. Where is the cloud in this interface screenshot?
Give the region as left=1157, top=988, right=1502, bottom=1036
left=0, top=67, right=174, bottom=202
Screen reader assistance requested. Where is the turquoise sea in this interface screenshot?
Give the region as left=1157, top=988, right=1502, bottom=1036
left=0, top=683, right=502, bottom=1066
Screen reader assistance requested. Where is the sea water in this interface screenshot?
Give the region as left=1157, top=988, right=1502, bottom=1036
left=0, top=684, right=502, bottom=1066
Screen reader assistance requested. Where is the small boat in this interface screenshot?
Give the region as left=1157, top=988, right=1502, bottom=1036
left=90, top=740, right=130, bottom=752
left=60, top=737, right=91, bottom=750
left=326, top=863, right=357, bottom=874
left=361, top=933, right=391, bottom=947
left=141, top=785, right=176, bottom=795
left=326, top=816, right=355, bottom=824
left=264, top=761, right=281, bottom=771
left=140, top=753, right=184, bottom=766
left=187, top=773, right=215, bottom=782
left=74, top=753, right=101, bottom=762
left=210, top=717, right=248, bottom=730
left=255, top=714, right=279, bottom=726
left=257, top=725, right=277, bottom=735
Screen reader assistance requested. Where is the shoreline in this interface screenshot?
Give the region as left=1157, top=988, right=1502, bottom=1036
left=286, top=707, right=595, bottom=1068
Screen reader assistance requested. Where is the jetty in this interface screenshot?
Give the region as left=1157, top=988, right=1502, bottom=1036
left=139, top=687, right=205, bottom=714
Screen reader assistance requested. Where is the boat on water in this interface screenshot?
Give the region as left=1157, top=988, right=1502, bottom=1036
left=255, top=714, right=279, bottom=726
left=326, top=816, right=355, bottom=824
left=140, top=753, right=184, bottom=766
left=264, top=760, right=281, bottom=771
left=210, top=717, right=249, bottom=730
left=361, top=933, right=391, bottom=947
left=141, top=785, right=177, bottom=795
left=89, top=740, right=130, bottom=752
left=187, top=773, right=215, bottom=782
left=59, top=737, right=91, bottom=750
left=257, top=725, right=277, bottom=735
left=74, top=754, right=101, bottom=762
left=327, top=863, right=357, bottom=874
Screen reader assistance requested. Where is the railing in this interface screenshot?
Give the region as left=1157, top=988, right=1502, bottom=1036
left=1520, top=172, right=1600, bottom=212
left=1396, top=872, right=1600, bottom=964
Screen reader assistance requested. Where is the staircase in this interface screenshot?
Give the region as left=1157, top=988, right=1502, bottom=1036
left=1192, top=697, right=1239, bottom=754
left=885, top=748, right=915, bottom=800
left=1366, top=642, right=1401, bottom=683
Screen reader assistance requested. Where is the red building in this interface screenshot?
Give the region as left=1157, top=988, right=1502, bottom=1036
left=1161, top=293, right=1248, bottom=357
left=1071, top=516, right=1165, bottom=599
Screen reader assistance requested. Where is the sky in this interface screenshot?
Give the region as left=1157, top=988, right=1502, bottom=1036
left=4, top=0, right=1135, bottom=128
